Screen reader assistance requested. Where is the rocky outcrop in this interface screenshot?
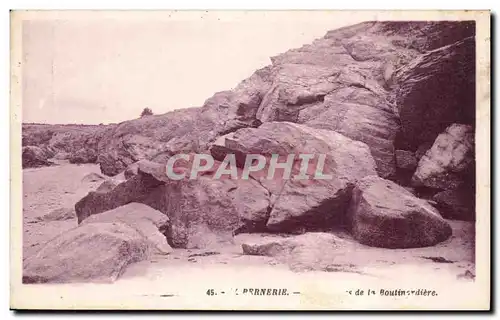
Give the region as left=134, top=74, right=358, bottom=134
left=68, top=20, right=476, bottom=250
left=89, top=21, right=475, bottom=180
left=412, top=124, right=474, bottom=190
left=211, top=122, right=377, bottom=232
left=22, top=124, right=110, bottom=166
left=22, top=146, right=54, bottom=168
left=22, top=21, right=475, bottom=180
left=348, top=175, right=452, bottom=248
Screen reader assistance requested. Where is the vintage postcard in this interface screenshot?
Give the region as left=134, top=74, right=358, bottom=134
left=10, top=10, right=491, bottom=310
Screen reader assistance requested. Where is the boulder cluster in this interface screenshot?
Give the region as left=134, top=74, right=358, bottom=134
left=22, top=21, right=476, bottom=283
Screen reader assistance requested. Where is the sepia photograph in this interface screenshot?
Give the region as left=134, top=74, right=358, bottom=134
left=10, top=10, right=490, bottom=310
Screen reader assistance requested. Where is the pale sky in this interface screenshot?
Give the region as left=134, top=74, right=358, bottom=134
left=21, top=11, right=363, bottom=124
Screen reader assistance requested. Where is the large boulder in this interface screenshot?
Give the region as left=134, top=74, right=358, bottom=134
left=210, top=122, right=377, bottom=232
left=348, top=175, right=452, bottom=248
left=23, top=222, right=151, bottom=284
left=80, top=203, right=172, bottom=254
left=24, top=203, right=171, bottom=284
left=412, top=124, right=474, bottom=190
left=162, top=175, right=270, bottom=249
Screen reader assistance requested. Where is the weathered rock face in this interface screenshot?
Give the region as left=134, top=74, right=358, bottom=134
left=211, top=122, right=377, bottom=232
left=163, top=177, right=270, bottom=249
left=201, top=66, right=272, bottom=135
left=23, top=222, right=151, bottom=284
left=412, top=124, right=474, bottom=190
left=22, top=146, right=54, bottom=168
left=348, top=175, right=452, bottom=248
left=391, top=36, right=475, bottom=150
left=433, top=185, right=475, bottom=221
left=80, top=203, right=172, bottom=254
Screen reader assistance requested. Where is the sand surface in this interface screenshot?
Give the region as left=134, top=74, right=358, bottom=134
left=17, top=163, right=480, bottom=310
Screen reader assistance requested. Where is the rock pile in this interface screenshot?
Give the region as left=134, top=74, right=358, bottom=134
left=23, top=21, right=476, bottom=283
